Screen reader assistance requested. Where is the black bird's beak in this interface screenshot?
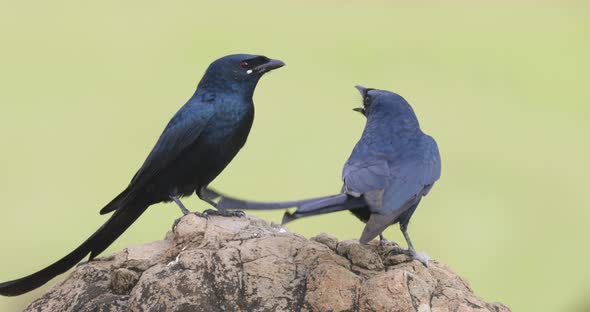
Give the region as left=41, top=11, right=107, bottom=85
left=254, top=59, right=286, bottom=74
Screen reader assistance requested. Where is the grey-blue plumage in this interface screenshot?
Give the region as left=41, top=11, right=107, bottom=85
left=342, top=86, right=440, bottom=246
left=0, top=54, right=285, bottom=296
left=217, top=85, right=441, bottom=264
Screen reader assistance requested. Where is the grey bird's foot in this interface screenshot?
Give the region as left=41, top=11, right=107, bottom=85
left=203, top=209, right=245, bottom=218
left=388, top=247, right=430, bottom=267
left=378, top=234, right=398, bottom=248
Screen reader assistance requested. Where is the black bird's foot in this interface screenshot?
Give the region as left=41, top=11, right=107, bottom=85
left=388, top=247, right=430, bottom=267
left=203, top=209, right=245, bottom=218
left=172, top=211, right=208, bottom=230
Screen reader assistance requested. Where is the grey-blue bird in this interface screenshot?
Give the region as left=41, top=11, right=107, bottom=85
left=216, top=86, right=441, bottom=265
left=0, top=54, right=285, bottom=296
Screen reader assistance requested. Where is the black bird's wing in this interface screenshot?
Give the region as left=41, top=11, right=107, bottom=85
left=130, top=104, right=215, bottom=189
left=100, top=104, right=215, bottom=214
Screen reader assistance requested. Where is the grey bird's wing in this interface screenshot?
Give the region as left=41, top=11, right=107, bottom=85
left=342, top=154, right=390, bottom=209
left=359, top=136, right=441, bottom=243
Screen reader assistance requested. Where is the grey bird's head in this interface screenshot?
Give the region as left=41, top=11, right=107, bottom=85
left=197, top=54, right=285, bottom=96
left=353, top=85, right=419, bottom=129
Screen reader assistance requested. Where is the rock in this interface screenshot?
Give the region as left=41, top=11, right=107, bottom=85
left=110, top=268, right=139, bottom=295
left=310, top=233, right=338, bottom=251
left=24, top=214, right=510, bottom=312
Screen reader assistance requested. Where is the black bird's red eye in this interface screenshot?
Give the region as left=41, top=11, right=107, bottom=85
left=240, top=62, right=249, bottom=68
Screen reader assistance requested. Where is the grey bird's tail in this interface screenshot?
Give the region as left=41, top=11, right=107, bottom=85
left=0, top=191, right=148, bottom=296
left=216, top=194, right=343, bottom=211
left=217, top=192, right=367, bottom=224
left=282, top=195, right=367, bottom=224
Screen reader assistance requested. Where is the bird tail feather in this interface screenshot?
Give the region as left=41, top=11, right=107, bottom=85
left=100, top=187, right=132, bottom=215
left=282, top=196, right=367, bottom=224
left=0, top=197, right=148, bottom=296
left=217, top=193, right=344, bottom=210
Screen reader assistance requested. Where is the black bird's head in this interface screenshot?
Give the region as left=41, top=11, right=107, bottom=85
left=353, top=85, right=419, bottom=128
left=197, top=54, right=285, bottom=97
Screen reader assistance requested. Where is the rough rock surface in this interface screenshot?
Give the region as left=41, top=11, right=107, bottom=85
left=25, top=214, right=510, bottom=312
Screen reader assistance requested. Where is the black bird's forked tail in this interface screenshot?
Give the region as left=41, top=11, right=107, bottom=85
left=0, top=198, right=148, bottom=296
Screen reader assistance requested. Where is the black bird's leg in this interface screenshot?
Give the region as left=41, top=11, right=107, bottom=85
left=198, top=188, right=245, bottom=217
left=170, top=194, right=207, bottom=229
left=170, top=195, right=190, bottom=215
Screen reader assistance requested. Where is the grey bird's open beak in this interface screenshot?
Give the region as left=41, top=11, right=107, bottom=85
left=254, top=59, right=286, bottom=74
left=353, top=85, right=368, bottom=116
left=352, top=107, right=366, bottom=115
left=355, top=85, right=367, bottom=96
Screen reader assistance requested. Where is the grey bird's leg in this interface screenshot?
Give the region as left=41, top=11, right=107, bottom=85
left=388, top=222, right=429, bottom=266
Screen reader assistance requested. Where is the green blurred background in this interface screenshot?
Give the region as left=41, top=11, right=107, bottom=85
left=0, top=1, right=588, bottom=311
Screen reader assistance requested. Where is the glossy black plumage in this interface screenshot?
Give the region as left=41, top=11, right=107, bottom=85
left=0, top=54, right=284, bottom=296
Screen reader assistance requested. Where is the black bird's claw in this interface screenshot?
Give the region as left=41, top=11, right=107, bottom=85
left=172, top=212, right=208, bottom=230
left=203, top=209, right=245, bottom=218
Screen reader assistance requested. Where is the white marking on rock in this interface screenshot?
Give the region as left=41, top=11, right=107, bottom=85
left=167, top=254, right=181, bottom=267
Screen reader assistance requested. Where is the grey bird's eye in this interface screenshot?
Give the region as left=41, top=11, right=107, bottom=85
left=364, top=95, right=372, bottom=107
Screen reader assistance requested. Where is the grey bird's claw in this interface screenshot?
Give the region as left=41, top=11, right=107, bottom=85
left=388, top=247, right=429, bottom=267
left=202, top=209, right=245, bottom=218
left=378, top=234, right=398, bottom=248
